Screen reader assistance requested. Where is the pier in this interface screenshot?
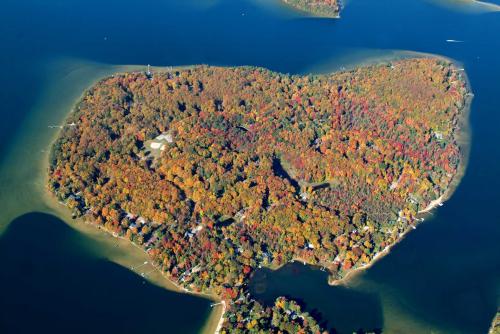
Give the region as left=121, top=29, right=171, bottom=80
left=131, top=261, right=148, bottom=271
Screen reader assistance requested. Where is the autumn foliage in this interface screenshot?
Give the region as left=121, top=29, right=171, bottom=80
left=48, top=58, right=468, bottom=332
left=282, top=0, right=341, bottom=17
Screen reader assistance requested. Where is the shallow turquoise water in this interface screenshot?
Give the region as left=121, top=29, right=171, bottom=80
left=0, top=0, right=499, bottom=333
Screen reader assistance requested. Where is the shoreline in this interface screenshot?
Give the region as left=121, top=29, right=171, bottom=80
left=278, top=0, right=342, bottom=18
left=470, top=0, right=500, bottom=10
left=438, top=0, right=500, bottom=12
left=38, top=62, right=225, bottom=334
left=328, top=59, right=473, bottom=287
left=42, top=177, right=227, bottom=334
left=212, top=301, right=227, bottom=334
left=260, top=57, right=473, bottom=289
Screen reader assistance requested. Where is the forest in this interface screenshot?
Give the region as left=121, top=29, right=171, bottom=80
left=48, top=58, right=468, bottom=333
left=281, top=0, right=341, bottom=17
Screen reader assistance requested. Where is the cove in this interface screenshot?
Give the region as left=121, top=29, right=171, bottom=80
left=250, top=262, right=384, bottom=333
left=0, top=212, right=212, bottom=333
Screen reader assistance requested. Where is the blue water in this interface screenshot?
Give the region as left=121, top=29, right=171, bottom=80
left=0, top=0, right=499, bottom=333
left=0, top=213, right=211, bottom=334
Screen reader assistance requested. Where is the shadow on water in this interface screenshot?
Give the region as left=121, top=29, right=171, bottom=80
left=249, top=263, right=384, bottom=334
left=0, top=212, right=211, bottom=334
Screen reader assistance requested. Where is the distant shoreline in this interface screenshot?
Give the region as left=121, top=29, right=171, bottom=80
left=452, top=0, right=500, bottom=11
left=279, top=0, right=342, bottom=18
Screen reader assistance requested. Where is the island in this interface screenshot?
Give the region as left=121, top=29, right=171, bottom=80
left=48, top=58, right=469, bottom=333
left=281, top=0, right=341, bottom=17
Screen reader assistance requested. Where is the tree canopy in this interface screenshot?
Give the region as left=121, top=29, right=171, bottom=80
left=48, top=58, right=468, bottom=333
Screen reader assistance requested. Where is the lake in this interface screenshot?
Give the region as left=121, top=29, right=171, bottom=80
left=0, top=213, right=212, bottom=334
left=0, top=0, right=499, bottom=333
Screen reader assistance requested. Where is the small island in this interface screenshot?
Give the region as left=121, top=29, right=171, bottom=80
left=48, top=58, right=468, bottom=333
left=281, top=0, right=341, bottom=17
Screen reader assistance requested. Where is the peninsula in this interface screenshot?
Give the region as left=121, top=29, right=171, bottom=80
left=48, top=58, right=468, bottom=333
